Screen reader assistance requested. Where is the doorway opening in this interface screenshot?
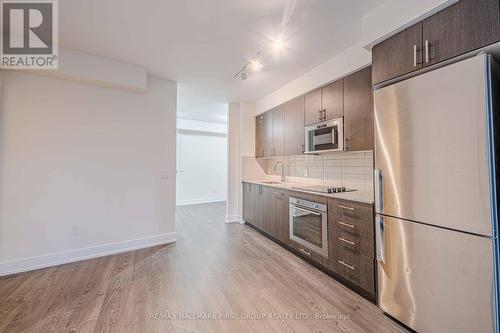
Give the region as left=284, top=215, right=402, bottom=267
left=176, top=119, right=227, bottom=206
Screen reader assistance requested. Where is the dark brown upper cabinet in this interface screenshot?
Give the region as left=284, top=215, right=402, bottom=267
left=255, top=114, right=264, bottom=158
left=372, top=22, right=423, bottom=85
left=284, top=96, right=305, bottom=156
left=322, top=80, right=344, bottom=121
left=304, top=88, right=322, bottom=125
left=263, top=111, right=274, bottom=157
left=305, top=82, right=344, bottom=125
left=255, top=105, right=286, bottom=158
left=422, top=0, right=500, bottom=67
left=372, top=0, right=500, bottom=85
left=344, top=67, right=374, bottom=151
left=272, top=106, right=285, bottom=157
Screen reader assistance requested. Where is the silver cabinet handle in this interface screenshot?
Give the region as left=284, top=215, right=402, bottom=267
left=274, top=191, right=284, bottom=196
left=413, top=44, right=417, bottom=67
left=338, top=260, right=355, bottom=270
left=374, top=169, right=383, bottom=214
left=337, top=205, right=355, bottom=211
left=376, top=215, right=385, bottom=263
left=425, top=40, right=430, bottom=63
left=338, top=221, right=355, bottom=229
left=338, top=237, right=356, bottom=246
left=299, top=248, right=311, bottom=256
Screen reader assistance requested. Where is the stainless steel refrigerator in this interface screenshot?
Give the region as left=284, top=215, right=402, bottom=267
left=374, top=53, right=500, bottom=333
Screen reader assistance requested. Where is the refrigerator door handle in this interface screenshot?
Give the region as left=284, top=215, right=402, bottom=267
left=375, top=215, right=385, bottom=263
left=374, top=169, right=383, bottom=213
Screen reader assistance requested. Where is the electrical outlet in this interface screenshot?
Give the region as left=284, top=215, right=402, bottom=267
left=71, top=225, right=80, bottom=236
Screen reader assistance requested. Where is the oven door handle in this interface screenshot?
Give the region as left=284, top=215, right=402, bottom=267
left=291, top=205, right=322, bottom=216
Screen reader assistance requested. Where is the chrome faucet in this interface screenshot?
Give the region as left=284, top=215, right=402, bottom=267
left=273, top=161, right=286, bottom=182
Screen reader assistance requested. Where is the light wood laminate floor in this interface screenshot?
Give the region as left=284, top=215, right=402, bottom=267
left=0, top=202, right=406, bottom=333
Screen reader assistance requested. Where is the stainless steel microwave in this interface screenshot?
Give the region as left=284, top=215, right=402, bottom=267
left=304, top=117, right=344, bottom=153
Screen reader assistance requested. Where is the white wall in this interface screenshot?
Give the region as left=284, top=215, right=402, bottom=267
left=177, top=118, right=227, bottom=134
left=240, top=103, right=256, bottom=157
left=33, top=47, right=147, bottom=92
left=226, top=103, right=242, bottom=223
left=176, top=119, right=227, bottom=206
left=0, top=71, right=177, bottom=276
left=226, top=102, right=256, bottom=223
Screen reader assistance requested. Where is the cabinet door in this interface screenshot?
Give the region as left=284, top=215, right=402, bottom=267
left=252, top=184, right=263, bottom=229
left=304, top=88, right=322, bottom=125
left=263, top=111, right=274, bottom=157
left=242, top=183, right=253, bottom=223
left=260, top=186, right=273, bottom=235
left=422, top=0, right=500, bottom=67
left=322, top=80, right=343, bottom=121
left=272, top=106, right=285, bottom=157
left=372, top=22, right=423, bottom=85
left=344, top=66, right=374, bottom=151
left=255, top=115, right=264, bottom=158
left=271, top=189, right=290, bottom=244
left=284, top=96, right=305, bottom=156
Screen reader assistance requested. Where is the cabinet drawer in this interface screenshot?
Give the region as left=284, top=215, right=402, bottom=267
left=332, top=227, right=374, bottom=258
left=330, top=211, right=373, bottom=240
left=288, top=239, right=329, bottom=268
left=331, top=246, right=375, bottom=294
left=330, top=199, right=372, bottom=220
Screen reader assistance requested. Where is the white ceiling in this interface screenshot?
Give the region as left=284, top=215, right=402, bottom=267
left=59, top=0, right=383, bottom=124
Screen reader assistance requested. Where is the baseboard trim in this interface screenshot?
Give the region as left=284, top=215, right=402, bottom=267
left=176, top=197, right=226, bottom=206
left=225, top=215, right=245, bottom=224
left=0, top=232, right=176, bottom=277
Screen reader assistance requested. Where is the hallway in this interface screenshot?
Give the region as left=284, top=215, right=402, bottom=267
left=0, top=202, right=404, bottom=332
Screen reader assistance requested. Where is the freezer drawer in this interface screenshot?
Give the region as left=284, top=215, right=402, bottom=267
left=377, top=215, right=496, bottom=333
left=374, top=54, right=493, bottom=236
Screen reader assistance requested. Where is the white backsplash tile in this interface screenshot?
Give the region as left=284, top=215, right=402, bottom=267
left=242, top=150, right=375, bottom=192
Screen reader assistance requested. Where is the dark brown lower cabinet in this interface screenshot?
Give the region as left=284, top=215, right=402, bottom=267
left=242, top=183, right=253, bottom=223
left=330, top=246, right=375, bottom=294
left=328, top=198, right=375, bottom=297
left=243, top=183, right=289, bottom=243
left=269, top=189, right=290, bottom=244
left=243, top=183, right=264, bottom=229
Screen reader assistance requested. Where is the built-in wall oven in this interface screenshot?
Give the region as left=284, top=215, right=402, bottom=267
left=304, top=117, right=344, bottom=153
left=289, top=197, right=328, bottom=257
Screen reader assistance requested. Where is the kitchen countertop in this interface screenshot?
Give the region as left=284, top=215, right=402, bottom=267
left=242, top=180, right=374, bottom=205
